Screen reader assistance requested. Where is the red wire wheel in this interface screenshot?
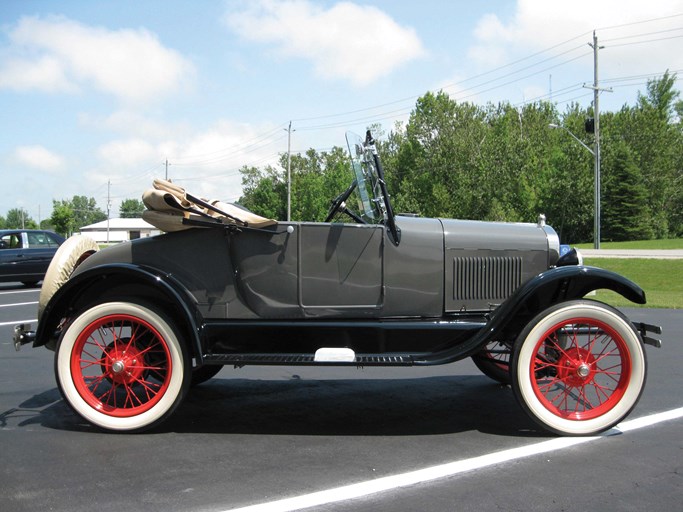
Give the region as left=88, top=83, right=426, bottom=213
left=512, top=301, right=646, bottom=435
left=71, top=314, right=173, bottom=417
left=529, top=317, right=631, bottom=421
left=56, top=302, right=189, bottom=432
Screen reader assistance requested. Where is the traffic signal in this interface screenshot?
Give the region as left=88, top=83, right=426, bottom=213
left=585, top=118, right=595, bottom=133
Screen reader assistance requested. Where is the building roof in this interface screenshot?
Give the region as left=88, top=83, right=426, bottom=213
left=80, top=218, right=156, bottom=231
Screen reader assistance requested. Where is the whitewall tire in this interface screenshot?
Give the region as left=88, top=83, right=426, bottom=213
left=55, top=302, right=189, bottom=432
left=511, top=300, right=646, bottom=436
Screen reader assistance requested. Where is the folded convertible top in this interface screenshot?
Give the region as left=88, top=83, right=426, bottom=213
left=142, top=178, right=277, bottom=232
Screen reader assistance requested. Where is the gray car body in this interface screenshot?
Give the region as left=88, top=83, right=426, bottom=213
left=33, top=212, right=645, bottom=367
left=74, top=216, right=558, bottom=319
left=16, top=130, right=659, bottom=436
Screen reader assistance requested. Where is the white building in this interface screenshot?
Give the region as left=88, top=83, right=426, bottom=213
left=79, top=218, right=161, bottom=244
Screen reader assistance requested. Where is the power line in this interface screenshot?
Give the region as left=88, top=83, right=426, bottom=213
left=597, top=12, right=683, bottom=32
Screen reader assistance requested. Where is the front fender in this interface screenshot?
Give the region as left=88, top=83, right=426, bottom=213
left=34, top=263, right=202, bottom=360
left=512, top=264, right=645, bottom=307
left=418, top=265, right=645, bottom=365
left=486, top=264, right=645, bottom=345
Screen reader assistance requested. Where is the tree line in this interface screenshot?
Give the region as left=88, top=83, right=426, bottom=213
left=239, top=72, right=683, bottom=244
left=0, top=198, right=145, bottom=236
left=3, top=74, right=680, bottom=243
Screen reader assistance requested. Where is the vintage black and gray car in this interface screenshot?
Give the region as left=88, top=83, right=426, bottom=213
left=14, top=131, right=661, bottom=435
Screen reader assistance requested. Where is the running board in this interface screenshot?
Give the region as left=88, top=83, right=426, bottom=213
left=203, top=352, right=414, bottom=367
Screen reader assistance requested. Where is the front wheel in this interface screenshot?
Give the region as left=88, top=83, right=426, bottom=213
left=55, top=302, right=190, bottom=432
left=511, top=300, right=646, bottom=436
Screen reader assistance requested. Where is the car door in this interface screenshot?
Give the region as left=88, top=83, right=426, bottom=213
left=230, top=222, right=384, bottom=318
left=298, top=222, right=384, bottom=311
left=23, top=231, right=61, bottom=276
left=0, top=231, right=31, bottom=280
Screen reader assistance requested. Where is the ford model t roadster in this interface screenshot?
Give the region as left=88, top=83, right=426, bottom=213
left=14, top=131, right=661, bottom=435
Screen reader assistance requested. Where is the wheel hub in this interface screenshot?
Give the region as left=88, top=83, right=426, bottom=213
left=556, top=347, right=596, bottom=387
left=102, top=343, right=145, bottom=385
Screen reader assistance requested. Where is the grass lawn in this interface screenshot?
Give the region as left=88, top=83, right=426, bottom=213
left=583, top=258, right=683, bottom=309
left=575, top=239, right=683, bottom=250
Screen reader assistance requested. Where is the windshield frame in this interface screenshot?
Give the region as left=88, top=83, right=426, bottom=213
left=345, top=131, right=401, bottom=245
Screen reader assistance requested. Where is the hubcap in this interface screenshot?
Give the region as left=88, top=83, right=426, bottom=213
left=576, top=363, right=591, bottom=378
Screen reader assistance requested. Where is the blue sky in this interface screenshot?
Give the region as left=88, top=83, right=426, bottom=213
left=2, top=0, right=682, bottom=223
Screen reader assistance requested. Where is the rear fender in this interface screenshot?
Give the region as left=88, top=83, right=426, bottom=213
left=34, top=264, right=202, bottom=361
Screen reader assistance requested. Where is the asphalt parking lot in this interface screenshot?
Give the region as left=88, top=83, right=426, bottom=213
left=1, top=284, right=681, bottom=512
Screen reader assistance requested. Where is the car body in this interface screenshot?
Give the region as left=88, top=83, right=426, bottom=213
left=13, top=131, right=661, bottom=435
left=0, top=229, right=65, bottom=285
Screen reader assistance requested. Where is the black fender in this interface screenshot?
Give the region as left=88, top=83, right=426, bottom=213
left=34, top=263, right=203, bottom=361
left=417, top=265, right=645, bottom=365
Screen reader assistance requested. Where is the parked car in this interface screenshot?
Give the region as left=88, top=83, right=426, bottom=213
left=0, top=229, right=65, bottom=285
left=13, top=131, right=661, bottom=435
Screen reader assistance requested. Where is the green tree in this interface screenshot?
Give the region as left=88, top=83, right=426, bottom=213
left=119, top=198, right=145, bottom=218
left=545, top=103, right=595, bottom=243
left=233, top=78, right=682, bottom=242
left=616, top=72, right=683, bottom=238
left=50, top=200, right=76, bottom=236
left=5, top=208, right=38, bottom=229
left=638, top=70, right=680, bottom=122
left=71, top=195, right=107, bottom=228
left=238, top=165, right=286, bottom=220
left=602, top=142, right=654, bottom=241
left=40, top=218, right=56, bottom=231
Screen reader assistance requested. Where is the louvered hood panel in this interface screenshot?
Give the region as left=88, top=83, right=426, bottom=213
left=440, top=219, right=559, bottom=312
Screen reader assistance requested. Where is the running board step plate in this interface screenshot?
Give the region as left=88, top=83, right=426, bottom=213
left=203, top=353, right=414, bottom=366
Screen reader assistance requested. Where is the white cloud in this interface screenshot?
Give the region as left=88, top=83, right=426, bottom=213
left=224, top=0, right=426, bottom=86
left=0, top=56, right=76, bottom=93
left=97, top=139, right=159, bottom=167
left=13, top=145, right=65, bottom=172
left=80, top=111, right=190, bottom=141
left=0, top=15, right=195, bottom=103
left=468, top=0, right=683, bottom=74
left=89, top=119, right=283, bottom=207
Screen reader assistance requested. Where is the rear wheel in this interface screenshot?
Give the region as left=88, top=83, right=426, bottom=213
left=55, top=301, right=190, bottom=432
left=511, top=300, right=646, bottom=436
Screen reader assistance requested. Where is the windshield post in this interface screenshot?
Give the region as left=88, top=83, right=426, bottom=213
left=364, top=131, right=401, bottom=246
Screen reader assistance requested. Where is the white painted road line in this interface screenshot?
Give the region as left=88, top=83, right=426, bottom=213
left=221, top=407, right=683, bottom=512
left=0, top=289, right=40, bottom=295
left=0, top=301, right=38, bottom=308
left=0, top=319, right=36, bottom=327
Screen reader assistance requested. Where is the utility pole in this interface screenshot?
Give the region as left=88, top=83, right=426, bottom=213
left=584, top=31, right=611, bottom=250
left=106, top=180, right=111, bottom=245
left=286, top=121, right=293, bottom=221
left=165, top=159, right=170, bottom=180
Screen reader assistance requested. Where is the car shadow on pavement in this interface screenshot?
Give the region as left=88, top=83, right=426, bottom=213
left=0, top=387, right=96, bottom=433
left=168, top=375, right=548, bottom=438
left=0, top=376, right=549, bottom=437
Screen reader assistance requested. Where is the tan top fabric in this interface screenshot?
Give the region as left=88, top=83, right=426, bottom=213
left=142, top=178, right=276, bottom=232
